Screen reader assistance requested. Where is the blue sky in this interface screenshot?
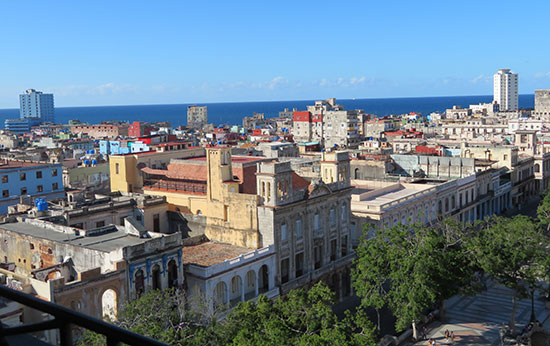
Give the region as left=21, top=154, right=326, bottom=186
left=1, top=0, right=550, bottom=107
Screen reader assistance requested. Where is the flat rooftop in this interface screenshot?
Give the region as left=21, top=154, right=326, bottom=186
left=181, top=241, right=253, bottom=267
left=0, top=222, right=154, bottom=253
left=185, top=155, right=265, bottom=164
left=0, top=161, right=53, bottom=170
left=351, top=180, right=434, bottom=206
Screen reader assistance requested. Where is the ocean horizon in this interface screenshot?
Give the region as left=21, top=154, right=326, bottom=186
left=0, top=94, right=534, bottom=128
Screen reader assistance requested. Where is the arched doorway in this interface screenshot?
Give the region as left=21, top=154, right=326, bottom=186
left=244, top=270, right=256, bottom=299
left=230, top=276, right=242, bottom=306
left=101, top=288, right=117, bottom=320
left=152, top=264, right=161, bottom=290
left=167, top=260, right=178, bottom=288
left=258, top=265, right=269, bottom=293
left=135, top=269, right=144, bottom=298
left=354, top=168, right=360, bottom=180
left=213, top=282, right=227, bottom=309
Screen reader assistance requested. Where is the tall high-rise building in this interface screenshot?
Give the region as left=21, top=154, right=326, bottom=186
left=187, top=105, right=207, bottom=129
left=493, top=69, right=518, bottom=111
left=19, top=89, right=55, bottom=123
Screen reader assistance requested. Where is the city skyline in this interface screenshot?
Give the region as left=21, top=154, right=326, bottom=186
left=2, top=1, right=550, bottom=108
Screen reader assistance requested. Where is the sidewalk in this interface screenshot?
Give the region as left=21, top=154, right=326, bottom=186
left=403, top=281, right=550, bottom=346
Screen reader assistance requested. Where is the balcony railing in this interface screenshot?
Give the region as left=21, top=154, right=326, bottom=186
left=143, top=179, right=207, bottom=194
left=0, top=284, right=166, bottom=346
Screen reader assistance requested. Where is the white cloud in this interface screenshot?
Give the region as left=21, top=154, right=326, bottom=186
left=535, top=72, right=550, bottom=79
left=471, top=74, right=484, bottom=83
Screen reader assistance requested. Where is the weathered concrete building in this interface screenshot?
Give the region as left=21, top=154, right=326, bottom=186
left=182, top=236, right=278, bottom=312
left=0, top=217, right=182, bottom=321
left=256, top=152, right=354, bottom=297
left=534, top=89, right=550, bottom=118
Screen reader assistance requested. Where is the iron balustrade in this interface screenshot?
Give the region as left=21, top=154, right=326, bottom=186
left=0, top=284, right=167, bottom=346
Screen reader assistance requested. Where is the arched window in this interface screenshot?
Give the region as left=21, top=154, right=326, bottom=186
left=535, top=164, right=540, bottom=173
left=152, top=264, right=160, bottom=290
left=245, top=270, right=256, bottom=299
left=258, top=265, right=269, bottom=293
left=354, top=168, right=360, bottom=180
left=167, top=260, right=178, bottom=288
left=101, top=289, right=117, bottom=320
left=135, top=269, right=144, bottom=297
left=214, top=282, right=227, bottom=309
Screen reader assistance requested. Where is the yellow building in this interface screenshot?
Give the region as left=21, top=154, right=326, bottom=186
left=109, top=148, right=205, bottom=193
left=111, top=148, right=264, bottom=248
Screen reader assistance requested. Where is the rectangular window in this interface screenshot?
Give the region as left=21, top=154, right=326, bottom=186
left=2, top=190, right=8, bottom=198
left=281, top=258, right=289, bottom=284
left=341, top=204, right=347, bottom=221
left=330, top=208, right=335, bottom=225
left=330, top=239, right=337, bottom=261
left=51, top=169, right=58, bottom=177
left=37, top=185, right=43, bottom=192
left=314, top=245, right=322, bottom=269
left=71, top=223, right=83, bottom=229
left=136, top=215, right=142, bottom=222
left=314, top=213, right=320, bottom=231
left=20, top=173, right=26, bottom=181
left=281, top=223, right=287, bottom=241
left=120, top=217, right=126, bottom=225
left=21, top=187, right=27, bottom=195
left=52, top=183, right=58, bottom=190
left=36, top=171, right=42, bottom=179
left=95, top=221, right=105, bottom=228
left=295, top=252, right=304, bottom=278
left=295, top=219, right=302, bottom=238
left=115, top=163, right=119, bottom=174
left=341, top=236, right=348, bottom=257
left=153, top=213, right=160, bottom=232
left=1, top=176, right=7, bottom=183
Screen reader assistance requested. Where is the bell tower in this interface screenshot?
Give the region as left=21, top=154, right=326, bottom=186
left=320, top=151, right=350, bottom=189
left=256, top=161, right=293, bottom=207
left=206, top=148, right=233, bottom=202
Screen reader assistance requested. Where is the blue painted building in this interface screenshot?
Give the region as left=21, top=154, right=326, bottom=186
left=0, top=161, right=64, bottom=214
left=100, top=140, right=149, bottom=155
left=4, top=118, right=41, bottom=134
left=19, top=89, right=55, bottom=123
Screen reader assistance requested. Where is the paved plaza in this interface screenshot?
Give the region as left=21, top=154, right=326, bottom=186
left=407, top=281, right=550, bottom=346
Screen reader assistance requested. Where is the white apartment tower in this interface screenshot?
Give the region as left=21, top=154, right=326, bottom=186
left=493, top=69, right=518, bottom=111
left=19, top=89, right=55, bottom=123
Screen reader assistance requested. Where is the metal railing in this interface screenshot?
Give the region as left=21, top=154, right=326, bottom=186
left=143, top=179, right=207, bottom=194
left=0, top=284, right=166, bottom=346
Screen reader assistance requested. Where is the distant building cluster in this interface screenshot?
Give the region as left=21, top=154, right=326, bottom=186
left=2, top=68, right=550, bottom=343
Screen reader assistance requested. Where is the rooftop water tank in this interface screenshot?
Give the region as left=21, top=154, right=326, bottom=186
left=91, top=159, right=98, bottom=166
left=84, top=159, right=90, bottom=166
left=36, top=199, right=48, bottom=211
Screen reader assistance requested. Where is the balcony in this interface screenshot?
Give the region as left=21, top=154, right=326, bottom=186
left=143, top=179, right=207, bottom=195
left=0, top=284, right=165, bottom=346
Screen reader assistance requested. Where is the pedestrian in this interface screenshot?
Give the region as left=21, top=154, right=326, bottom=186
left=445, top=329, right=450, bottom=342
left=450, top=331, right=455, bottom=343
left=428, top=338, right=434, bottom=346
left=422, top=326, right=428, bottom=340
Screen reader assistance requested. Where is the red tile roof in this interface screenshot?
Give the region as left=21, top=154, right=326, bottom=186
left=292, top=172, right=310, bottom=190
left=181, top=241, right=254, bottom=267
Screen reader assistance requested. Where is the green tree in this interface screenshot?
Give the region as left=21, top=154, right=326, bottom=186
left=467, top=215, right=545, bottom=333
left=219, top=282, right=375, bottom=346
left=79, top=283, right=375, bottom=346
left=353, top=220, right=478, bottom=339
left=536, top=189, right=550, bottom=232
